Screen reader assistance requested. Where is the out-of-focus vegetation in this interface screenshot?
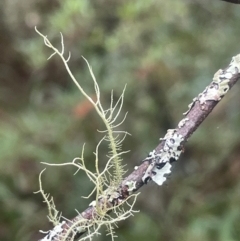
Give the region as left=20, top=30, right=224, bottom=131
left=1, top=1, right=240, bottom=241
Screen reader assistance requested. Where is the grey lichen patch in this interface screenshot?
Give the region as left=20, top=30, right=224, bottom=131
left=145, top=150, right=156, bottom=160
left=165, top=132, right=183, bottom=158
left=151, top=161, right=172, bottom=185
left=142, top=162, right=155, bottom=184
left=227, top=54, right=240, bottom=75
left=74, top=226, right=86, bottom=236
left=198, top=69, right=230, bottom=106
left=183, top=97, right=198, bottom=116
left=142, top=131, right=184, bottom=185
left=160, top=129, right=176, bottom=141
left=185, top=54, right=240, bottom=113
left=178, top=117, right=189, bottom=128
left=108, top=191, right=121, bottom=203
left=89, top=200, right=96, bottom=207
left=125, top=181, right=137, bottom=193
left=40, top=221, right=66, bottom=241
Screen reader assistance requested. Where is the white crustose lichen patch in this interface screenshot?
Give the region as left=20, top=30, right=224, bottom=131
left=184, top=54, right=240, bottom=115
left=142, top=130, right=183, bottom=186
left=198, top=69, right=230, bottom=105
left=40, top=221, right=66, bottom=241
left=126, top=181, right=137, bottom=193
left=199, top=54, right=240, bottom=106
left=134, top=166, right=138, bottom=170
left=151, top=162, right=172, bottom=185
left=89, top=200, right=96, bottom=207
left=178, top=117, right=189, bottom=128
left=183, top=97, right=198, bottom=116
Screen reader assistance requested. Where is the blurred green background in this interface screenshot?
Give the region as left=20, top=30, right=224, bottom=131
left=1, top=1, right=240, bottom=241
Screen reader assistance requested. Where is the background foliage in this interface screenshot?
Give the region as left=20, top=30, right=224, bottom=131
left=1, top=1, right=240, bottom=240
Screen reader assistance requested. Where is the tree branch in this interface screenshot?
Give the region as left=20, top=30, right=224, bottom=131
left=39, top=54, right=240, bottom=241
left=221, top=0, right=240, bottom=4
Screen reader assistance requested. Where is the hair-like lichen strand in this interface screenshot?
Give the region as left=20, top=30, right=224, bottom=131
left=35, top=27, right=137, bottom=241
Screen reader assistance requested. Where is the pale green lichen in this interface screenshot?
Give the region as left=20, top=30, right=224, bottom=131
left=35, top=27, right=138, bottom=241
